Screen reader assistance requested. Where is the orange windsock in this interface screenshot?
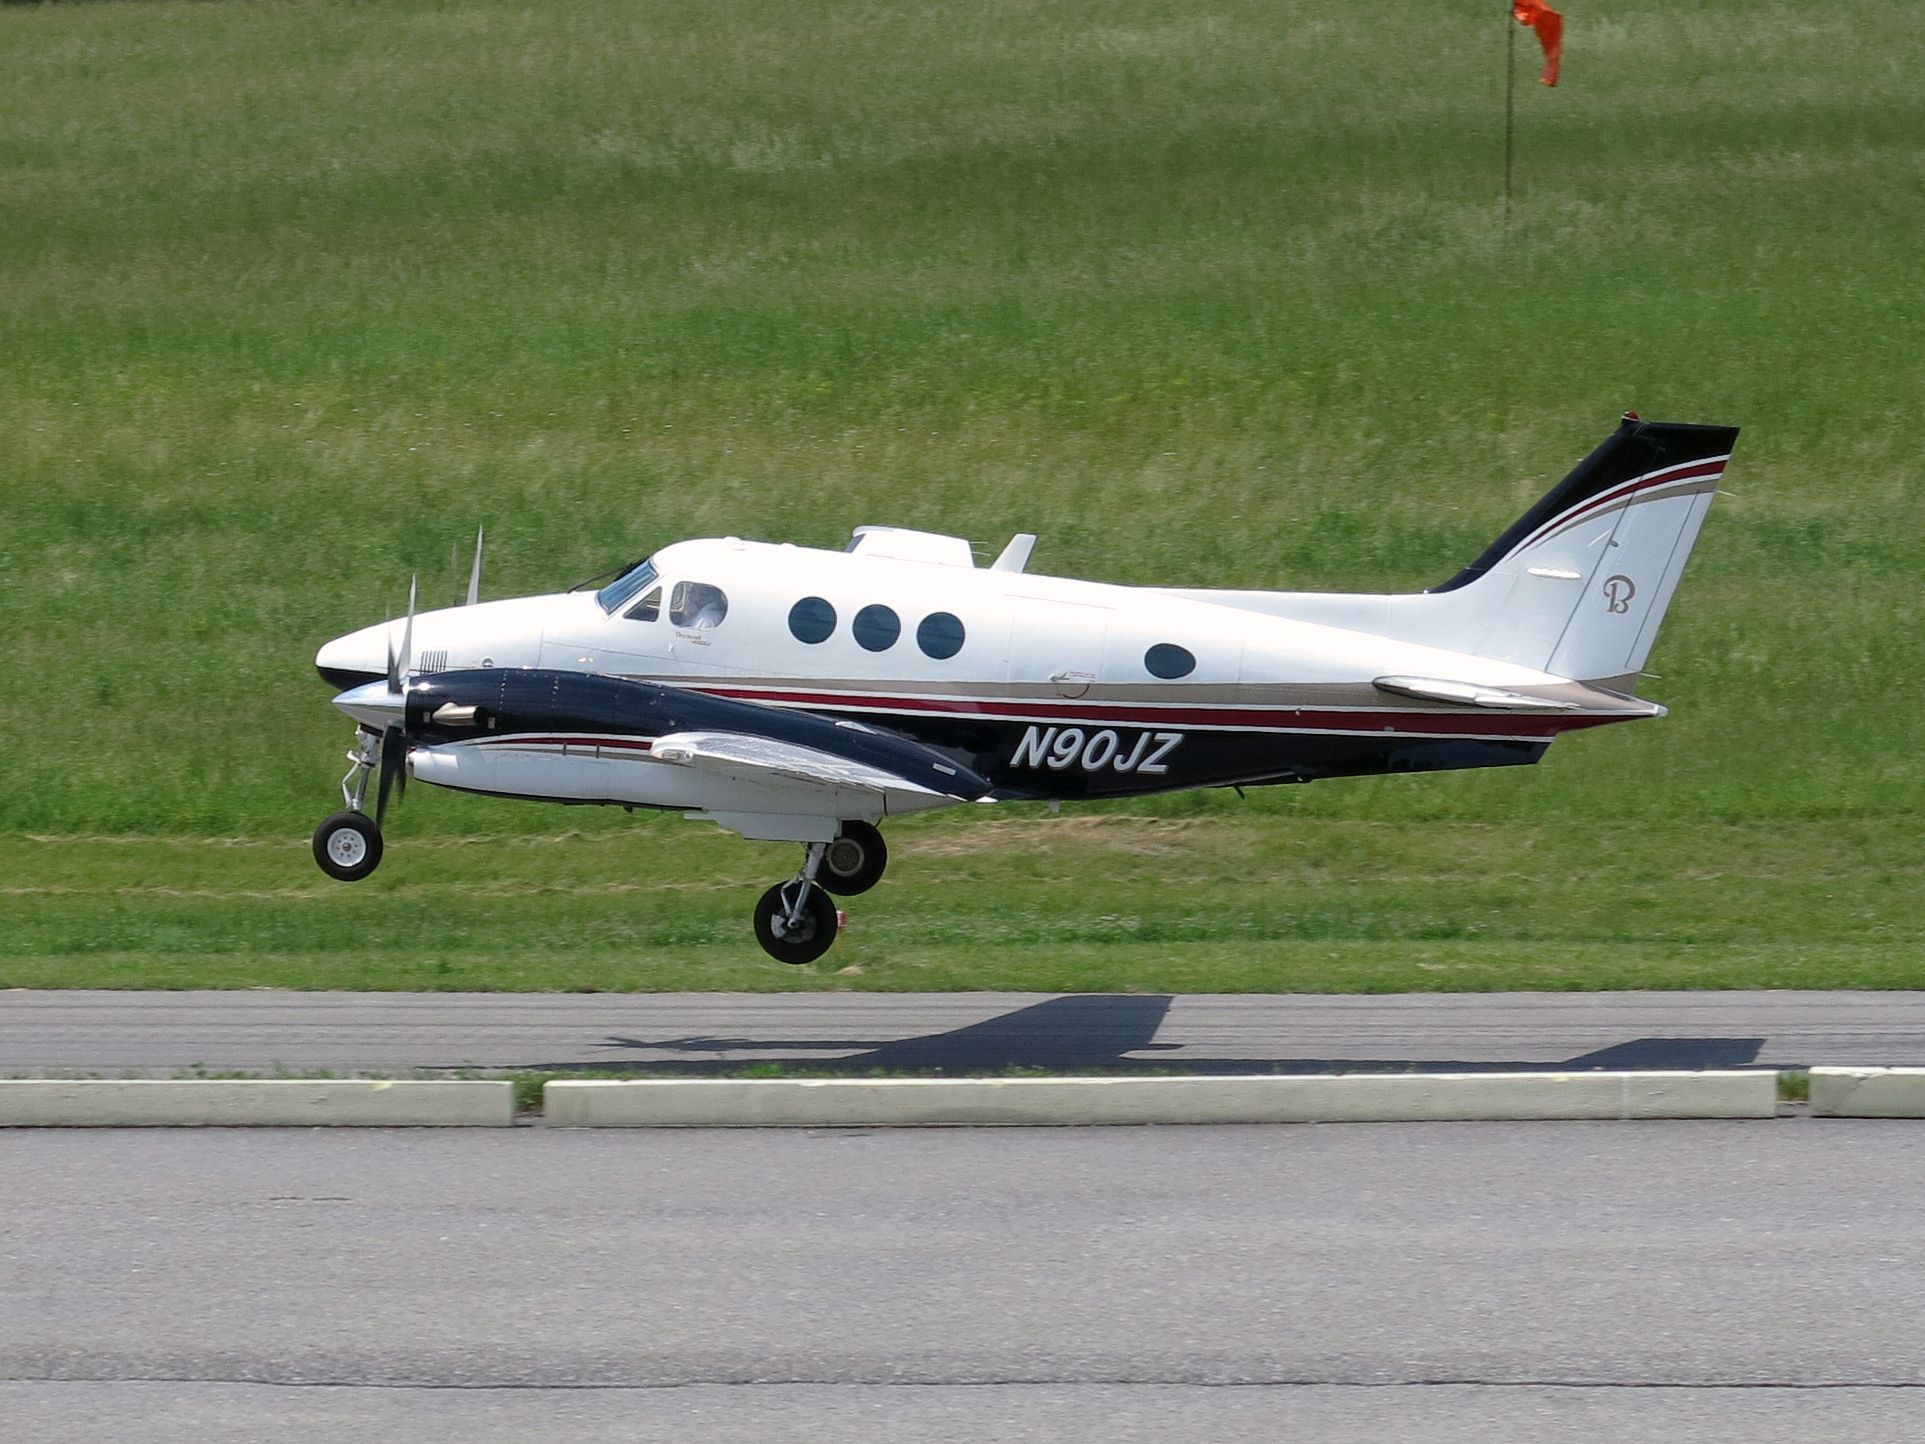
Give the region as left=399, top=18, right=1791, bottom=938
left=1512, top=0, right=1563, bottom=87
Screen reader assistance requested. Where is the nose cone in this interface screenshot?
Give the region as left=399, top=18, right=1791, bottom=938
left=316, top=623, right=392, bottom=689
left=332, top=679, right=406, bottom=730
left=316, top=591, right=587, bottom=691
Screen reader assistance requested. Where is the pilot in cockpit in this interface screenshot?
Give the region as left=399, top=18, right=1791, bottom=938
left=675, top=582, right=729, bottom=629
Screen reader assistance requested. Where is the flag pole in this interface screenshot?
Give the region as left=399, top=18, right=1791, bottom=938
left=1503, top=2, right=1516, bottom=221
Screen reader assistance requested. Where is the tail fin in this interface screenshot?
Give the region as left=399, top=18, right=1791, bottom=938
left=1427, top=414, right=1737, bottom=690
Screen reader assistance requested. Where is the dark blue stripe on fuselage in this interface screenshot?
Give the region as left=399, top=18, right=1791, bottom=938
left=398, top=668, right=1545, bottom=804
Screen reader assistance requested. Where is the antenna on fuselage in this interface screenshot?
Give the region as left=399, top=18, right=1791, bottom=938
left=991, top=533, right=1036, bottom=573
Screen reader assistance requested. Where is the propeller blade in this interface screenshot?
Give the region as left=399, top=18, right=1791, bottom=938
left=398, top=575, right=416, bottom=683
left=377, top=577, right=420, bottom=825
left=466, top=526, right=485, bottom=607
left=375, top=724, right=404, bottom=825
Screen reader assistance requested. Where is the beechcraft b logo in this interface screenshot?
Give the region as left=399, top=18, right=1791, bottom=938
left=1602, top=574, right=1636, bottom=613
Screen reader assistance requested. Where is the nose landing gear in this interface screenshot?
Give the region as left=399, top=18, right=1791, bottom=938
left=312, top=729, right=385, bottom=882
left=313, top=810, right=383, bottom=882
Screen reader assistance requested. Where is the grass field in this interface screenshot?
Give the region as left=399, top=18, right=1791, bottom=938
left=5, top=816, right=1914, bottom=993
left=3, top=0, right=1920, bottom=990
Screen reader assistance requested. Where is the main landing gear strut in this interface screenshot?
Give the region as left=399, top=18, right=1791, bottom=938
left=751, top=822, right=888, bottom=964
left=312, top=729, right=385, bottom=882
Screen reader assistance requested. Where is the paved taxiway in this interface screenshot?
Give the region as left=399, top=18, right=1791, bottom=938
left=6, top=988, right=1925, bottom=1074
left=7, top=1121, right=1925, bottom=1443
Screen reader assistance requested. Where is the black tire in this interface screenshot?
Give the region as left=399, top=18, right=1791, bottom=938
left=819, top=821, right=887, bottom=896
left=752, top=881, right=840, bottom=964
left=312, top=810, right=383, bottom=882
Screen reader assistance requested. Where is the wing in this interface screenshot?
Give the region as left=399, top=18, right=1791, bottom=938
left=649, top=728, right=987, bottom=839
left=652, top=730, right=950, bottom=798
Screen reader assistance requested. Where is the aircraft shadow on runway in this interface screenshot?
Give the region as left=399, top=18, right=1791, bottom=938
left=513, top=994, right=1770, bottom=1076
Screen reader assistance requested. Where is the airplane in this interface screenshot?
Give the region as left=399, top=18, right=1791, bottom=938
left=312, top=413, right=1737, bottom=963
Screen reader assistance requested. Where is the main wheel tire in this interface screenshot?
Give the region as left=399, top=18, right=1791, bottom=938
left=818, top=821, right=887, bottom=896
left=313, top=810, right=383, bottom=882
left=752, top=881, right=840, bottom=964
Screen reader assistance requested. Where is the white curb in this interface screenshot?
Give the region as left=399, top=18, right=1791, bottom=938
left=0, top=1079, right=515, bottom=1128
left=1809, top=1067, right=1925, bottom=1118
left=542, top=1071, right=1777, bottom=1128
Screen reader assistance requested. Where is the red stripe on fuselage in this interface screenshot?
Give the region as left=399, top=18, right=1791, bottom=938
left=684, top=686, right=1627, bottom=740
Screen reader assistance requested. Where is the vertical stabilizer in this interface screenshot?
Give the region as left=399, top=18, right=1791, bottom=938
left=1425, top=415, right=1736, bottom=689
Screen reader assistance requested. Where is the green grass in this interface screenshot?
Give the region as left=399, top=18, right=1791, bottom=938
left=4, top=812, right=1916, bottom=991
left=1, top=0, right=1920, bottom=989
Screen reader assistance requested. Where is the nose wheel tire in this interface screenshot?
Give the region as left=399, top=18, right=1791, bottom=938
left=753, top=881, right=840, bottom=965
left=819, top=821, right=887, bottom=897
left=313, top=810, right=383, bottom=882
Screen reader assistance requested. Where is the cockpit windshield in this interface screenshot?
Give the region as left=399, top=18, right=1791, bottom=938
left=596, top=558, right=659, bottom=613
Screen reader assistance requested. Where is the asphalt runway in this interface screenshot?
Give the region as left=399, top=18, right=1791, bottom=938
left=7, top=1122, right=1925, bottom=1443
left=6, top=988, right=1925, bottom=1075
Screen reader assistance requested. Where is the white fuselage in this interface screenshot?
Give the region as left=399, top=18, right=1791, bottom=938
left=321, top=529, right=1587, bottom=709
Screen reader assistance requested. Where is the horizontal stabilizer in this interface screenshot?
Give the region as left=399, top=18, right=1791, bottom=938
left=1373, top=675, right=1665, bottom=719
left=1373, top=676, right=1581, bottom=711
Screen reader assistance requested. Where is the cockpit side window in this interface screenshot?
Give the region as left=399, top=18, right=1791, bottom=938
left=596, top=559, right=658, bottom=613
left=671, top=581, right=729, bottom=629
left=624, top=586, right=661, bottom=623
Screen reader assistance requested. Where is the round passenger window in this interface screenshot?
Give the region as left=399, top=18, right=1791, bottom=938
left=852, top=604, right=902, bottom=652
left=788, top=596, right=836, bottom=644
left=916, top=612, right=965, bottom=660
left=1144, top=643, right=1196, bottom=679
